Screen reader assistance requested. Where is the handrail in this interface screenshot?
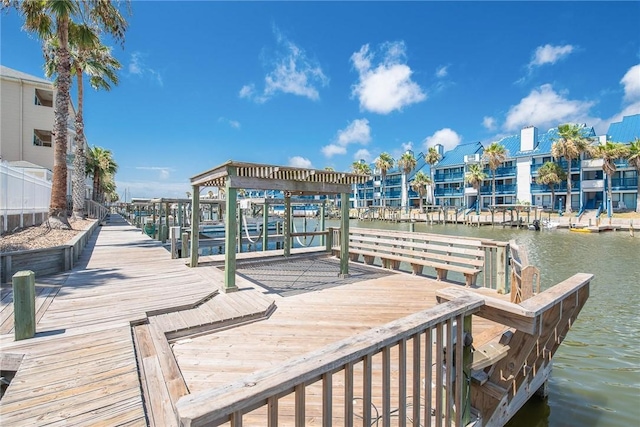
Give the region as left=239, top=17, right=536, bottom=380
left=85, top=199, right=109, bottom=220
left=595, top=203, right=603, bottom=218
left=176, top=294, right=483, bottom=427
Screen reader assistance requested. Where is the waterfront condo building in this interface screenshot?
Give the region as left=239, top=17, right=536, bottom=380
left=354, top=114, right=639, bottom=213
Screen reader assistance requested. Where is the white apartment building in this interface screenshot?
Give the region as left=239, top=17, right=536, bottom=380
left=0, top=65, right=86, bottom=196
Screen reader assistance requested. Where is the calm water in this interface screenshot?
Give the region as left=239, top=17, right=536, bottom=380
left=331, top=219, right=640, bottom=427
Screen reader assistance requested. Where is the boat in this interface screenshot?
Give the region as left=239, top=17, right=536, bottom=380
left=541, top=219, right=559, bottom=229
left=271, top=204, right=320, bottom=217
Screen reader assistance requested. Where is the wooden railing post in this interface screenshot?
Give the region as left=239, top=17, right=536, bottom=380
left=12, top=270, right=36, bottom=340
left=496, top=243, right=508, bottom=294
left=181, top=232, right=189, bottom=259
left=462, top=314, right=473, bottom=426
left=325, top=227, right=333, bottom=253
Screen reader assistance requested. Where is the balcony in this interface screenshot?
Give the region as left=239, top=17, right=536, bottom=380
left=434, top=171, right=464, bottom=182
left=582, top=158, right=603, bottom=169
left=581, top=179, right=604, bottom=191
left=531, top=160, right=580, bottom=174
left=611, top=177, right=638, bottom=191
left=530, top=181, right=580, bottom=194
left=479, top=184, right=517, bottom=194
left=614, top=159, right=630, bottom=168
left=484, top=166, right=516, bottom=177
left=434, top=187, right=463, bottom=197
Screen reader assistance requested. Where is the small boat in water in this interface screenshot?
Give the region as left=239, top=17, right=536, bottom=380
left=541, top=219, right=559, bottom=229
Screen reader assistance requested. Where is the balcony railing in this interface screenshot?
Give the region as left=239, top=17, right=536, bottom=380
left=434, top=171, right=464, bottom=182
left=530, top=181, right=580, bottom=193
left=531, top=160, right=579, bottom=174
left=610, top=177, right=638, bottom=190
left=480, top=184, right=517, bottom=194
left=435, top=187, right=464, bottom=196
left=484, top=166, right=516, bottom=177
left=614, top=159, right=630, bottom=168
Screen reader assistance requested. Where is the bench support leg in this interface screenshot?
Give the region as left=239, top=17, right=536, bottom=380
left=349, top=253, right=359, bottom=262
left=411, top=264, right=423, bottom=275
left=465, top=274, right=479, bottom=287
left=435, top=268, right=448, bottom=281
left=363, top=255, right=375, bottom=265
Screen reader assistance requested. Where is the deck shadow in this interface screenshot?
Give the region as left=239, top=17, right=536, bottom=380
left=237, top=257, right=395, bottom=297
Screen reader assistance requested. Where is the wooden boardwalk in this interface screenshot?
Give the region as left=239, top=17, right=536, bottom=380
left=0, top=214, right=509, bottom=426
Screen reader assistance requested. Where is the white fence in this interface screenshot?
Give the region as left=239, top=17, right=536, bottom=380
left=0, top=162, right=52, bottom=233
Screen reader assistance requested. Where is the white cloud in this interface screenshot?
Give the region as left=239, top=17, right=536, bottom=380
left=401, top=141, right=413, bottom=152
left=218, top=117, right=241, bottom=129
left=336, top=118, right=371, bottom=145
left=241, top=28, right=328, bottom=103
left=321, top=144, right=347, bottom=158
left=423, top=128, right=462, bottom=152
left=621, top=64, right=640, bottom=102
left=129, top=53, right=142, bottom=75
left=482, top=116, right=497, bottom=131
left=435, top=65, right=448, bottom=78
left=135, top=166, right=175, bottom=180
left=351, top=41, right=426, bottom=114
left=322, top=119, right=372, bottom=158
left=239, top=84, right=255, bottom=99
left=503, top=84, right=595, bottom=132
left=288, top=156, right=313, bottom=168
left=529, top=44, right=575, bottom=67
left=128, top=52, right=163, bottom=86
left=354, top=149, right=372, bottom=162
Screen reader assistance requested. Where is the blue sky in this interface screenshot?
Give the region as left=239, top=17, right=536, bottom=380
left=2, top=1, right=639, bottom=199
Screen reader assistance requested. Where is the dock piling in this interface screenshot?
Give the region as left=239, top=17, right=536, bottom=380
left=12, top=270, right=36, bottom=340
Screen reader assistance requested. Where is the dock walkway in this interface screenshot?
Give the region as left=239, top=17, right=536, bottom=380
left=0, top=215, right=272, bottom=426
left=1, top=214, right=509, bottom=426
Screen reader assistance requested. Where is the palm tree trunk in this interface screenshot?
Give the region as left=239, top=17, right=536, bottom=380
left=550, top=187, right=556, bottom=211
left=72, top=64, right=85, bottom=219
left=566, top=172, right=572, bottom=213
left=492, top=172, right=496, bottom=210
left=607, top=172, right=613, bottom=217
left=48, top=15, right=71, bottom=229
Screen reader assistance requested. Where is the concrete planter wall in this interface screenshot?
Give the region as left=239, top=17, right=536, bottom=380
left=0, top=219, right=102, bottom=283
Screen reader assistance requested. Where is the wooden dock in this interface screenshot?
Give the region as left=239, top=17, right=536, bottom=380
left=0, top=214, right=589, bottom=426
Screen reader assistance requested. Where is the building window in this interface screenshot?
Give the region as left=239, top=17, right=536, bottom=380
left=33, top=129, right=52, bottom=147
left=34, top=89, right=54, bottom=107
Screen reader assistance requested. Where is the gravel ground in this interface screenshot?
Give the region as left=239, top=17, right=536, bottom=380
left=0, top=219, right=95, bottom=252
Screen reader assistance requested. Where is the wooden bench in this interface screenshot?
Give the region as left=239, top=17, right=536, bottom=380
left=345, top=228, right=486, bottom=286
left=509, top=240, right=540, bottom=303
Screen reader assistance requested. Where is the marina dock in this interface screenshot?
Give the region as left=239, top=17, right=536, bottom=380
left=1, top=213, right=591, bottom=426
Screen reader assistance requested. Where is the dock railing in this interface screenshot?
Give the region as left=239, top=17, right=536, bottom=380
left=329, top=227, right=509, bottom=293
left=85, top=199, right=109, bottom=220
left=176, top=294, right=483, bottom=427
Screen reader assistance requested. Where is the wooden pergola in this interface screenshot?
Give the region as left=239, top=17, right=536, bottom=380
left=189, top=161, right=370, bottom=292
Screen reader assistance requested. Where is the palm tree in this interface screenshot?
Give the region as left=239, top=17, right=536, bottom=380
left=482, top=142, right=507, bottom=210
left=44, top=24, right=121, bottom=219
left=465, top=163, right=487, bottom=214
left=351, top=160, right=371, bottom=208
left=627, top=138, right=640, bottom=213
left=535, top=161, right=567, bottom=210
left=590, top=141, right=630, bottom=216
left=6, top=0, right=128, bottom=228
left=87, top=146, right=117, bottom=203
left=551, top=124, right=591, bottom=213
left=424, top=147, right=441, bottom=204
left=397, top=151, right=417, bottom=212
left=375, top=152, right=394, bottom=208
left=410, top=171, right=432, bottom=213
